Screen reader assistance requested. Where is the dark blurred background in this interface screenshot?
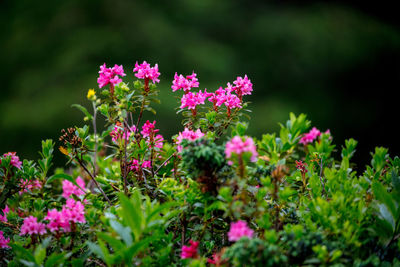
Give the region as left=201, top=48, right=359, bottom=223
left=1, top=0, right=399, bottom=171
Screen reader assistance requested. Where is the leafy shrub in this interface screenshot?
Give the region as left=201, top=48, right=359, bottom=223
left=1, top=61, right=400, bottom=266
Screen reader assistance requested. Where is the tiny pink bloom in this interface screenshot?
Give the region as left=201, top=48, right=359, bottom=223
left=142, top=160, right=152, bottom=169
left=45, top=209, right=71, bottom=233
left=20, top=216, right=46, bottom=236
left=181, top=240, right=199, bottom=259
left=62, top=198, right=86, bottom=224
left=133, top=61, right=160, bottom=83
left=1, top=152, right=22, bottom=169
left=225, top=136, right=258, bottom=162
left=110, top=122, right=136, bottom=144
left=97, top=63, right=125, bottom=88
left=299, top=127, right=321, bottom=145
left=62, top=176, right=86, bottom=199
left=228, top=220, right=254, bottom=242
left=0, top=231, right=10, bottom=249
left=176, top=128, right=205, bottom=152
left=232, top=75, right=253, bottom=97
left=224, top=92, right=242, bottom=109
left=172, top=72, right=199, bottom=93
left=0, top=205, right=10, bottom=223
left=141, top=120, right=159, bottom=138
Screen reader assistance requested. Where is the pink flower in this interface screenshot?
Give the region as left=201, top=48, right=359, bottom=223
left=19, top=179, right=42, bottom=195
left=97, top=63, right=126, bottom=88
left=20, top=216, right=46, bottom=236
left=181, top=240, right=199, bottom=259
left=151, top=134, right=164, bottom=149
left=0, top=231, right=10, bottom=249
left=295, top=160, right=308, bottom=174
left=225, top=136, right=258, bottom=163
left=232, top=75, right=253, bottom=98
left=180, top=90, right=209, bottom=110
left=176, top=128, right=204, bottom=152
left=207, top=253, right=222, bottom=265
left=45, top=209, right=71, bottom=233
left=208, top=87, right=227, bottom=108
left=141, top=120, right=159, bottom=138
left=142, top=160, right=152, bottom=169
left=0, top=205, right=9, bottom=223
left=133, top=61, right=160, bottom=84
left=299, top=127, right=321, bottom=145
left=62, top=198, right=86, bottom=224
left=228, top=220, right=254, bottom=242
left=1, top=152, right=22, bottom=169
left=62, top=176, right=86, bottom=199
left=172, top=72, right=199, bottom=93
left=224, top=92, right=242, bottom=109
left=110, top=122, right=136, bottom=144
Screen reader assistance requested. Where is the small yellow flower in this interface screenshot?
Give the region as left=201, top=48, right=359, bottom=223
left=87, top=89, right=96, bottom=100
left=59, top=146, right=69, bottom=156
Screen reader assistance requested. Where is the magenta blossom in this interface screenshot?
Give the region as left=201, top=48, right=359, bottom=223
left=62, top=198, right=86, bottom=224
left=180, top=90, right=210, bottom=110
left=176, top=128, right=205, bottom=152
left=45, top=209, right=71, bottom=233
left=181, top=240, right=199, bottom=259
left=299, top=127, right=321, bottom=145
left=133, top=61, right=160, bottom=83
left=0, top=205, right=9, bottom=223
left=172, top=72, right=199, bottom=93
left=20, top=216, right=46, bottom=236
left=224, top=92, right=242, bottom=109
left=228, top=220, right=254, bottom=242
left=232, top=75, right=253, bottom=98
left=1, top=152, right=22, bottom=169
left=225, top=136, right=258, bottom=163
left=0, top=231, right=10, bottom=249
left=110, top=122, right=136, bottom=144
left=62, top=176, right=86, bottom=199
left=141, top=120, right=159, bottom=138
left=97, top=63, right=126, bottom=88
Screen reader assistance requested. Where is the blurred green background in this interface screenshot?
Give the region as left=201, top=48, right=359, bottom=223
left=1, top=0, right=399, bottom=169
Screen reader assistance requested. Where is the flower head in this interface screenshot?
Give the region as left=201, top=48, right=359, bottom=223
left=141, top=120, right=159, bottom=138
left=110, top=122, right=136, bottom=144
left=176, top=128, right=204, bottom=152
left=228, top=220, right=254, bottom=242
left=20, top=216, right=46, bottom=236
left=299, top=127, right=321, bottom=145
left=0, top=231, right=10, bottom=249
left=181, top=240, right=199, bottom=259
left=225, top=136, right=258, bottom=163
left=133, top=61, right=160, bottom=83
left=0, top=205, right=9, bottom=223
left=87, top=89, right=96, bottom=100
left=97, top=63, right=126, bottom=88
left=232, top=75, right=253, bottom=97
left=172, top=72, right=199, bottom=93
left=62, top=176, right=86, bottom=199
left=1, top=152, right=22, bottom=169
left=19, top=179, right=42, bottom=195
left=45, top=209, right=71, bottom=233
left=224, top=92, right=242, bottom=109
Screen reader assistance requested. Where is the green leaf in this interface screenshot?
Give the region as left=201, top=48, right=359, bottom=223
left=98, top=232, right=124, bottom=251
left=44, top=252, right=67, bottom=267
left=86, top=241, right=105, bottom=261
left=71, top=104, right=93, bottom=120
left=119, top=192, right=143, bottom=241
left=109, top=219, right=133, bottom=246
left=34, top=245, right=46, bottom=265
left=372, top=182, right=397, bottom=219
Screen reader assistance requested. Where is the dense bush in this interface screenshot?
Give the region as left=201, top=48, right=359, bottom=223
left=1, top=61, right=400, bottom=266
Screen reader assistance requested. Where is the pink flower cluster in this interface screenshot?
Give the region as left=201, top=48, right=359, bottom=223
left=181, top=240, right=199, bottom=259
left=228, top=220, right=254, bottom=242
left=175, top=128, right=205, bottom=152
left=1, top=152, right=22, bottom=169
left=0, top=231, right=10, bottom=249
left=225, top=136, right=258, bottom=162
left=133, top=61, right=160, bottom=84
left=45, top=198, right=86, bottom=233
left=62, top=176, right=86, bottom=199
left=129, top=159, right=152, bottom=172
left=232, top=75, right=253, bottom=99
left=208, top=86, right=242, bottom=111
left=180, top=90, right=210, bottom=110
left=19, top=179, right=42, bottom=195
left=299, top=127, right=330, bottom=145
left=172, top=72, right=199, bottom=93
left=97, top=63, right=126, bottom=88
left=0, top=205, right=9, bottom=223
left=110, top=122, right=136, bottom=144
left=20, top=216, right=46, bottom=236
left=141, top=120, right=164, bottom=149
